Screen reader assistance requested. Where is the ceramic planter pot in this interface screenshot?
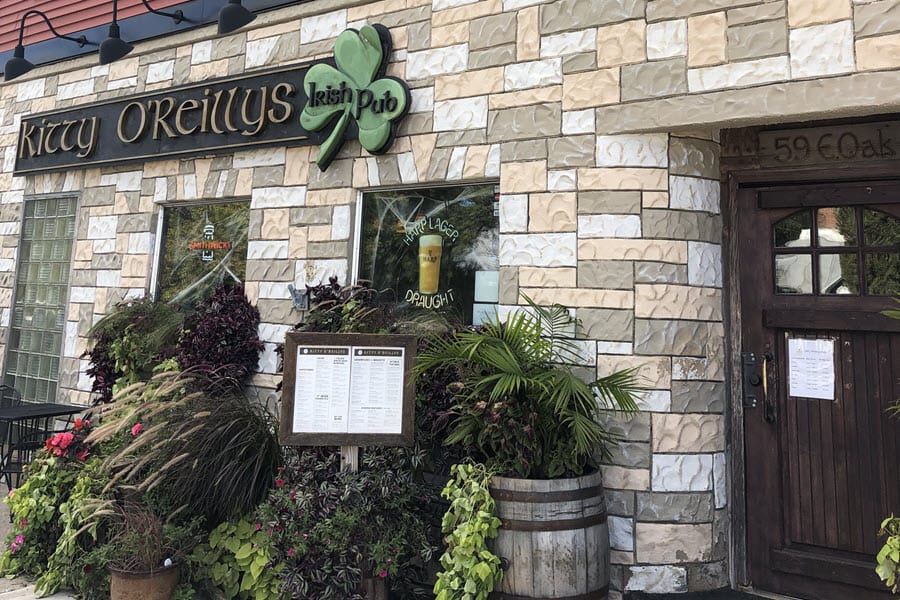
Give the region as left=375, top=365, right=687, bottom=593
left=109, top=563, right=180, bottom=600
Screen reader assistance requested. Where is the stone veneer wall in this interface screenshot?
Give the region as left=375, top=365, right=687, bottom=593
left=0, top=0, right=899, bottom=595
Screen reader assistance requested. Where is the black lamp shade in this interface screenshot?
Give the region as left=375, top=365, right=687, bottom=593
left=4, top=46, right=34, bottom=81
left=99, top=23, right=134, bottom=65
left=218, top=0, right=255, bottom=35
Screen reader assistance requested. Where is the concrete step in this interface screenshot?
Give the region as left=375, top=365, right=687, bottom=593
left=0, top=585, right=74, bottom=599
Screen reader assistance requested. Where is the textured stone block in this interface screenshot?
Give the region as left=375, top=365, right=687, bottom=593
left=669, top=176, right=721, bottom=214
left=520, top=286, right=632, bottom=308
left=713, top=451, right=727, bottom=509
left=673, top=355, right=725, bottom=382
left=542, top=0, right=643, bottom=33
left=728, top=19, right=788, bottom=61
left=688, top=13, right=726, bottom=67
left=579, top=191, right=642, bottom=214
left=601, top=465, right=651, bottom=491
left=504, top=58, right=562, bottom=90
left=787, top=0, right=851, bottom=27
left=436, top=68, right=503, bottom=100
left=669, top=136, right=720, bottom=178
left=548, top=135, right=595, bottom=168
left=469, top=43, right=517, bottom=69
left=500, top=161, right=547, bottom=193
left=635, top=284, right=723, bottom=320
left=648, top=19, right=688, bottom=59
left=406, top=44, right=468, bottom=79
left=499, top=194, right=528, bottom=232
left=542, top=29, right=597, bottom=57
left=562, top=51, right=597, bottom=73
left=625, top=566, right=687, bottom=593
left=598, top=355, right=671, bottom=389
left=562, top=69, right=620, bottom=108
left=635, top=523, right=712, bottom=563
left=500, top=233, right=576, bottom=266
left=652, top=454, right=714, bottom=492
left=251, top=186, right=306, bottom=209
left=727, top=2, right=786, bottom=26
left=642, top=210, right=720, bottom=243
left=636, top=491, right=714, bottom=522
left=434, top=97, right=488, bottom=131
left=579, top=239, right=687, bottom=263
left=671, top=381, right=726, bottom=412
left=610, top=441, right=651, bottom=468
left=637, top=390, right=672, bottom=412
left=856, top=33, right=900, bottom=71
left=578, top=168, right=668, bottom=191
left=598, top=20, right=646, bottom=67
left=295, top=258, right=348, bottom=287
left=855, top=0, right=900, bottom=37
left=501, top=140, right=548, bottom=162
left=790, top=21, right=854, bottom=78
left=687, top=55, right=789, bottom=92
left=688, top=241, right=723, bottom=287
left=578, top=214, right=641, bottom=238
left=610, top=515, right=635, bottom=551
left=652, top=414, right=725, bottom=452
left=577, top=262, right=635, bottom=291
left=498, top=266, right=519, bottom=304
left=621, top=59, right=688, bottom=101
left=518, top=267, right=576, bottom=287
left=488, top=103, right=560, bottom=142
left=713, top=508, right=728, bottom=560
left=528, top=192, right=577, bottom=232
left=597, top=134, right=669, bottom=168
left=687, top=560, right=728, bottom=591
left=469, top=13, right=516, bottom=50
left=634, top=319, right=721, bottom=356
left=606, top=489, right=636, bottom=516
left=635, top=262, right=689, bottom=284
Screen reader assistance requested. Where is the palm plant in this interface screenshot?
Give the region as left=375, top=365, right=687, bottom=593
left=414, top=298, right=640, bottom=479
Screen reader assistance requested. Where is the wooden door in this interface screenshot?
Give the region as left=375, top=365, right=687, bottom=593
left=738, top=180, right=900, bottom=600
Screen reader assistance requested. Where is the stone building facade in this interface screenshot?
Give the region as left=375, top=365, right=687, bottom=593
left=1, top=0, right=899, bottom=598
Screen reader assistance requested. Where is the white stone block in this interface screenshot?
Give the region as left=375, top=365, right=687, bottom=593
left=258, top=342, right=280, bottom=374
left=434, top=0, right=478, bottom=9
left=433, top=97, right=488, bottom=131
left=499, top=194, right=528, bottom=233
left=247, top=240, right=289, bottom=259
left=503, top=0, right=544, bottom=9
left=57, top=80, right=94, bottom=100
left=652, top=454, right=714, bottom=492
left=258, top=281, right=293, bottom=299
left=485, top=144, right=501, bottom=177
left=69, top=287, right=97, bottom=303
left=0, top=222, right=16, bottom=236
left=1, top=308, right=9, bottom=327
left=597, top=341, right=633, bottom=355
left=548, top=169, right=576, bottom=191
left=183, top=174, right=197, bottom=199
left=93, top=239, right=116, bottom=253
left=16, top=79, right=45, bottom=102
left=64, top=321, right=79, bottom=359
left=407, top=44, right=468, bottom=80
left=669, top=176, right=720, bottom=214
left=713, top=451, right=727, bottom=509
left=96, top=270, right=122, bottom=287
left=647, top=20, right=687, bottom=59
left=246, top=37, right=278, bottom=70
left=609, top=516, right=634, bottom=552
left=688, top=56, right=790, bottom=93
left=626, top=566, right=688, bottom=593
left=688, top=241, right=722, bottom=287
left=301, top=11, right=347, bottom=43
left=108, top=77, right=137, bottom=90
left=251, top=186, right=306, bottom=208
left=191, top=40, right=212, bottom=64
left=504, top=59, right=562, bottom=91
left=597, top=134, right=668, bottom=168
left=366, top=157, right=380, bottom=186
left=578, top=214, right=642, bottom=238
left=0, top=190, right=23, bottom=205
left=295, top=258, right=348, bottom=286
left=100, top=170, right=142, bottom=191
left=447, top=147, right=467, bottom=179
left=568, top=339, right=597, bottom=366
left=0, top=259, right=13, bottom=273
left=234, top=147, right=285, bottom=169
left=77, top=362, right=94, bottom=391
left=563, top=109, right=594, bottom=135
left=92, top=65, right=109, bottom=78
left=128, top=232, right=152, bottom=254
left=541, top=30, right=597, bottom=58
left=499, top=233, right=577, bottom=267
left=87, top=216, right=118, bottom=240
left=258, top=322, right=292, bottom=343
left=790, top=21, right=854, bottom=78
left=398, top=152, right=418, bottom=183
left=146, top=60, right=174, bottom=84
left=410, top=87, right=434, bottom=113
left=636, top=390, right=671, bottom=412
left=331, top=205, right=351, bottom=240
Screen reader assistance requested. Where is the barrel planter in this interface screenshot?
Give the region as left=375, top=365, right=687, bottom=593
left=489, top=470, right=609, bottom=600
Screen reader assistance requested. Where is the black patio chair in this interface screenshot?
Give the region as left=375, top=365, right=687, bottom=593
left=2, top=426, right=46, bottom=492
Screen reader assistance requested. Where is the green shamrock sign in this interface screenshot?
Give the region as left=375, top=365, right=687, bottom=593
left=300, top=24, right=410, bottom=170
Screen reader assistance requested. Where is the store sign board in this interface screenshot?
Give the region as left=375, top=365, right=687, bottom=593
left=14, top=24, right=408, bottom=175
left=757, top=121, right=899, bottom=167
left=279, top=332, right=416, bottom=447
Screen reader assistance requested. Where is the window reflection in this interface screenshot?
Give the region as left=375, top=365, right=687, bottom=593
left=775, top=210, right=811, bottom=247
left=819, top=254, right=858, bottom=295
left=775, top=254, right=812, bottom=294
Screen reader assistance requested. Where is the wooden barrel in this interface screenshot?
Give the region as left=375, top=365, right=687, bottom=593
left=489, top=471, right=609, bottom=600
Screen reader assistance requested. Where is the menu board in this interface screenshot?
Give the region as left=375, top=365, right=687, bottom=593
left=280, top=333, right=416, bottom=446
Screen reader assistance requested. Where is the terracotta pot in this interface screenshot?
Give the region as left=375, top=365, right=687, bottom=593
left=109, top=563, right=180, bottom=600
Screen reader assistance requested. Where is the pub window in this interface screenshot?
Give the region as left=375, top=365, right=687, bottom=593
left=156, top=200, right=251, bottom=305
left=773, top=206, right=900, bottom=296
left=4, top=197, right=76, bottom=403
left=357, top=184, right=500, bottom=324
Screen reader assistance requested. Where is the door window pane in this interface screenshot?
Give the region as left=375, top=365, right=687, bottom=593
left=774, top=211, right=812, bottom=247
left=818, top=254, right=859, bottom=295
left=359, top=185, right=499, bottom=324
left=4, top=198, right=76, bottom=403
left=817, top=207, right=856, bottom=247
left=862, top=208, right=900, bottom=246
left=157, top=201, right=251, bottom=305
left=775, top=254, right=813, bottom=294
left=864, top=253, right=900, bottom=295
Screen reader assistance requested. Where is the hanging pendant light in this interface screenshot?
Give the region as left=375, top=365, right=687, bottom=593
left=218, top=0, right=256, bottom=35
left=4, top=10, right=95, bottom=81
left=99, top=0, right=134, bottom=65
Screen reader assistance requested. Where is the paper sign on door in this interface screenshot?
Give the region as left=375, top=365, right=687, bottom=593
left=787, top=338, right=835, bottom=401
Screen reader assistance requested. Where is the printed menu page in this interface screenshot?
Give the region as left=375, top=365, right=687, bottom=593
left=787, top=338, right=835, bottom=401
left=293, top=345, right=405, bottom=435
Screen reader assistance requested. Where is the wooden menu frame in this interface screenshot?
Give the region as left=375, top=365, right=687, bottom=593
left=279, top=332, right=417, bottom=446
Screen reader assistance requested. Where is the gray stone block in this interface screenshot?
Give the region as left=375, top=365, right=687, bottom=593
left=470, top=13, right=517, bottom=50
left=634, top=319, right=716, bottom=356
left=563, top=51, right=598, bottom=73
left=252, top=166, right=285, bottom=188
left=117, top=214, right=151, bottom=233
left=500, top=139, right=548, bottom=162
left=610, top=441, right=651, bottom=468
left=498, top=266, right=518, bottom=304
left=635, top=262, right=688, bottom=284
left=686, top=560, right=729, bottom=591
left=671, top=381, right=726, bottom=413
left=255, top=299, right=296, bottom=324
left=245, top=259, right=294, bottom=281
left=488, top=103, right=561, bottom=143
left=543, top=0, right=643, bottom=32
left=727, top=20, right=787, bottom=62
left=291, top=207, right=331, bottom=225
left=605, top=411, right=651, bottom=442
left=308, top=158, right=353, bottom=189
left=726, top=2, right=786, bottom=26
left=855, top=0, right=900, bottom=37
left=437, top=130, right=488, bottom=147
left=307, top=241, right=348, bottom=259
left=372, top=155, right=402, bottom=186
left=621, top=59, right=688, bottom=101
left=407, top=21, right=431, bottom=51
left=578, top=191, right=643, bottom=215
left=425, top=147, right=453, bottom=180
left=649, top=0, right=762, bottom=21
left=578, top=262, right=635, bottom=291
left=578, top=307, right=634, bottom=341
left=548, top=135, right=595, bottom=168
left=642, top=209, right=722, bottom=243
left=81, top=186, right=115, bottom=208
left=713, top=508, right=728, bottom=560
left=468, top=44, right=516, bottom=69
left=636, top=492, right=714, bottom=522
left=606, top=489, right=637, bottom=516
left=669, top=137, right=721, bottom=179
left=92, top=254, right=122, bottom=270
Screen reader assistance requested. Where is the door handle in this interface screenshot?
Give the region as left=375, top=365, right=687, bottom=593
left=762, top=352, right=776, bottom=423
left=742, top=351, right=776, bottom=423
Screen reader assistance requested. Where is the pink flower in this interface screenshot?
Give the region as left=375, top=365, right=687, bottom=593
left=58, top=432, right=74, bottom=450
left=74, top=418, right=83, bottom=430
left=130, top=423, right=143, bottom=436
left=255, top=523, right=261, bottom=531
left=275, top=479, right=285, bottom=488
left=378, top=569, right=388, bottom=579
left=287, top=548, right=295, bottom=558
left=75, top=449, right=90, bottom=462
left=19, top=519, right=26, bottom=529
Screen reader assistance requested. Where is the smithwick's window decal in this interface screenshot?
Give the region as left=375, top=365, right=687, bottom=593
left=13, top=24, right=409, bottom=175
left=157, top=201, right=250, bottom=305
left=358, top=185, right=499, bottom=324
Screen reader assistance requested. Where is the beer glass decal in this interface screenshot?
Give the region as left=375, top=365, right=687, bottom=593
left=418, top=234, right=443, bottom=294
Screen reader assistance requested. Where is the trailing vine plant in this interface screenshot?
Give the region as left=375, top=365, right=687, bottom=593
left=433, top=462, right=503, bottom=600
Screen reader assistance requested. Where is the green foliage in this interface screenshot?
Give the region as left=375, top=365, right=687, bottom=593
left=878, top=516, right=900, bottom=594
left=414, top=297, right=640, bottom=478
left=256, top=447, right=435, bottom=600
left=433, top=463, right=502, bottom=600
left=190, top=518, right=282, bottom=600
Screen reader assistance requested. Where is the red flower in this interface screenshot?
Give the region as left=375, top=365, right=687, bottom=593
left=378, top=569, right=388, bottom=578
left=74, top=418, right=83, bottom=430
left=75, top=448, right=90, bottom=462
left=130, top=423, right=143, bottom=436
left=58, top=432, right=74, bottom=450
left=275, top=479, right=285, bottom=488
left=287, top=548, right=295, bottom=558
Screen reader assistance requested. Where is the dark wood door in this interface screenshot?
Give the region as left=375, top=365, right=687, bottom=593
left=738, top=181, right=900, bottom=600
